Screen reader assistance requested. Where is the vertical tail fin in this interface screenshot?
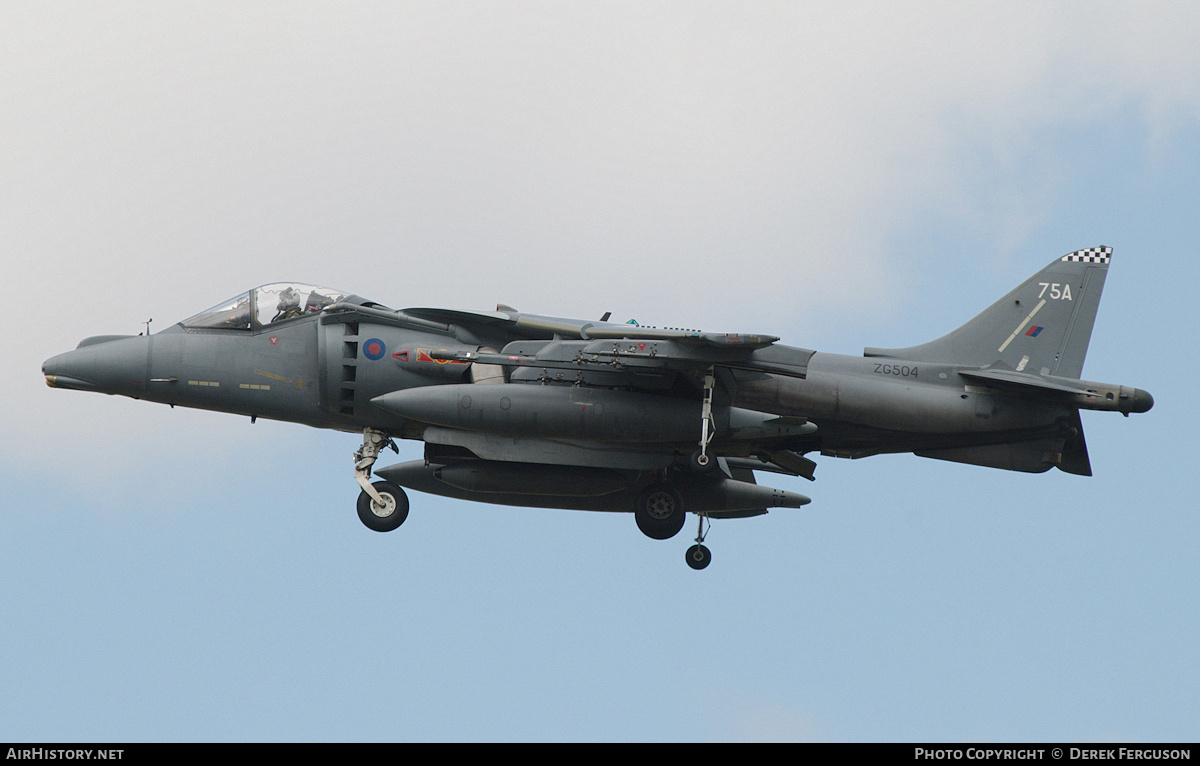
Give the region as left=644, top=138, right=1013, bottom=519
left=865, top=247, right=1112, bottom=378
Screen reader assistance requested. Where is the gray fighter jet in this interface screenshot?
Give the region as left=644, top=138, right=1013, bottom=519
left=43, top=248, right=1152, bottom=569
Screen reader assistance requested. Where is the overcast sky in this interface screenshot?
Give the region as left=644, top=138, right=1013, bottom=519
left=3, top=2, right=1197, bottom=742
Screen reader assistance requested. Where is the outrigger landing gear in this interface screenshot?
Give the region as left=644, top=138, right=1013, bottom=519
left=691, top=367, right=716, bottom=471
left=686, top=514, right=712, bottom=570
left=353, top=428, right=408, bottom=532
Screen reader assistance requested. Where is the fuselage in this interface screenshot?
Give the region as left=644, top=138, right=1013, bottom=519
left=43, top=311, right=1076, bottom=465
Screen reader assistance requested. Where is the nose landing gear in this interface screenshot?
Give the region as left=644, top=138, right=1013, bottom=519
left=353, top=428, right=408, bottom=532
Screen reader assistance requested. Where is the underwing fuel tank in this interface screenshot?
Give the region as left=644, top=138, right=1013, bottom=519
left=377, top=460, right=811, bottom=513
left=433, top=462, right=630, bottom=496
left=371, top=383, right=815, bottom=443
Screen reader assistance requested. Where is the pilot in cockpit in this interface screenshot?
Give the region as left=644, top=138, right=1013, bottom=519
left=272, top=287, right=303, bottom=323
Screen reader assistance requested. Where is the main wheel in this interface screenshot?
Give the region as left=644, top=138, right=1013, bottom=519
left=685, top=544, right=712, bottom=570
left=635, top=483, right=686, bottom=540
left=357, top=481, right=409, bottom=532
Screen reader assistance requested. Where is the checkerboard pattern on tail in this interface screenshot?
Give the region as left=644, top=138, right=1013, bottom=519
left=1061, top=246, right=1112, bottom=264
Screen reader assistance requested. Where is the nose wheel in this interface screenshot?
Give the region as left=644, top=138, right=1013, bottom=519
left=353, top=428, right=407, bottom=532
left=357, top=480, right=409, bottom=532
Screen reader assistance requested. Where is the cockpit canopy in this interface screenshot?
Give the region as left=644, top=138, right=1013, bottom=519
left=182, top=283, right=353, bottom=331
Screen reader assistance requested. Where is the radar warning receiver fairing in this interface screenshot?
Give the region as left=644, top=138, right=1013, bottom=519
left=43, top=251, right=1153, bottom=569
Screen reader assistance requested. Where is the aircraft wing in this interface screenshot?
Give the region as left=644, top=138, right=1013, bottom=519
left=416, top=310, right=811, bottom=378
left=397, top=306, right=518, bottom=329
left=508, top=314, right=778, bottom=349
left=374, top=304, right=812, bottom=380
left=429, top=337, right=813, bottom=380
left=402, top=306, right=778, bottom=347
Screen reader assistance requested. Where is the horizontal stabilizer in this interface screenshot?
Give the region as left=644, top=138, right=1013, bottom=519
left=958, top=368, right=1153, bottom=414
left=958, top=368, right=1102, bottom=396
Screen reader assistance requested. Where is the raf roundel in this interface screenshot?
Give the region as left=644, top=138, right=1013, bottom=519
left=363, top=338, right=387, bottom=361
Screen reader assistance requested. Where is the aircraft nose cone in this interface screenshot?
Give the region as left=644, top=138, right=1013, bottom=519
left=43, top=350, right=98, bottom=391
left=43, top=335, right=148, bottom=395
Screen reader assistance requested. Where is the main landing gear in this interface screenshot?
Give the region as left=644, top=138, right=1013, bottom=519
left=352, top=427, right=716, bottom=567
left=634, top=481, right=713, bottom=570
left=354, top=428, right=409, bottom=532
left=634, top=482, right=686, bottom=540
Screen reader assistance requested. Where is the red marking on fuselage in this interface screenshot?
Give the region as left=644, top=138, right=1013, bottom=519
left=416, top=348, right=467, bottom=365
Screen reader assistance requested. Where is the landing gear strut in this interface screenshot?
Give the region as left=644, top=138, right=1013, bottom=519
left=692, top=367, right=716, bottom=470
left=353, top=428, right=408, bottom=532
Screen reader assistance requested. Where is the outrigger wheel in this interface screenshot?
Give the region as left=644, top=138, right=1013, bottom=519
left=686, top=544, right=712, bottom=570
left=686, top=513, right=713, bottom=570
left=357, top=480, right=409, bottom=532
left=634, top=482, right=686, bottom=540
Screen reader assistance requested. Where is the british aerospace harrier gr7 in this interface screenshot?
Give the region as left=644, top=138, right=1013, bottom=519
left=43, top=248, right=1152, bottom=569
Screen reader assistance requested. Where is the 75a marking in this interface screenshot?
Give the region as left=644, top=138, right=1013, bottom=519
left=1038, top=282, right=1073, bottom=300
